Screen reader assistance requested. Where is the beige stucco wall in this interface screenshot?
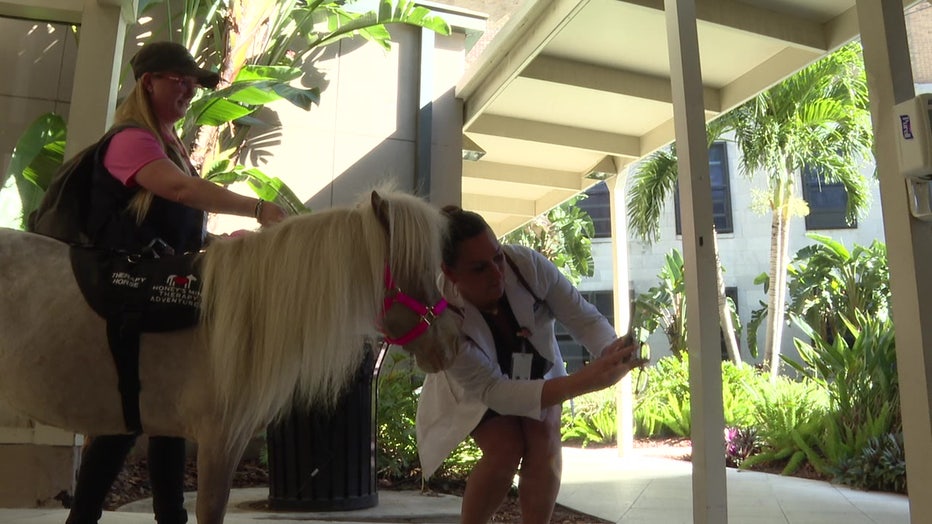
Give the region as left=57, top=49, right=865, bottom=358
left=211, top=22, right=470, bottom=234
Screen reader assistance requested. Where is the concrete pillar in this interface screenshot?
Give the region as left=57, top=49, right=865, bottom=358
left=664, top=0, right=727, bottom=522
left=606, top=173, right=635, bottom=457
left=65, top=0, right=130, bottom=157
left=857, top=1, right=932, bottom=522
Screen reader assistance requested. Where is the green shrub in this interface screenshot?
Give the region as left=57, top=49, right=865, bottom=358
left=634, top=355, right=690, bottom=437
left=561, top=388, right=617, bottom=446
left=376, top=350, right=422, bottom=479
left=634, top=356, right=762, bottom=438
left=784, top=312, right=901, bottom=485
left=376, top=349, right=480, bottom=481
left=721, top=360, right=764, bottom=428
left=740, top=377, right=831, bottom=475
left=833, top=433, right=907, bottom=494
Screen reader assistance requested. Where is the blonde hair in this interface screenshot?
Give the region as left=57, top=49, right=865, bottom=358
left=112, top=80, right=192, bottom=223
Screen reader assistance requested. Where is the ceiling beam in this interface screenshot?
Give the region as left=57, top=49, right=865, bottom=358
left=622, top=0, right=827, bottom=52
left=470, top=114, right=641, bottom=158
left=521, top=55, right=722, bottom=112
left=463, top=160, right=584, bottom=191
left=719, top=46, right=822, bottom=110
left=824, top=6, right=861, bottom=51
left=457, top=0, right=592, bottom=128
left=462, top=194, right=537, bottom=217
left=0, top=0, right=83, bottom=23
left=489, top=215, right=535, bottom=237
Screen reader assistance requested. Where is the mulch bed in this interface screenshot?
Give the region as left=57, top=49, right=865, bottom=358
left=102, top=456, right=610, bottom=523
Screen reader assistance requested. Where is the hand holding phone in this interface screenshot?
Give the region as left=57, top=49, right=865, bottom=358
left=626, top=300, right=650, bottom=365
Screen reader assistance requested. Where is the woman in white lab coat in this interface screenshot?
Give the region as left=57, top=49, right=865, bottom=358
left=416, top=206, right=644, bottom=524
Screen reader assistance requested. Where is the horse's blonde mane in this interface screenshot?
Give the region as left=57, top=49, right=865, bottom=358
left=198, top=189, right=445, bottom=440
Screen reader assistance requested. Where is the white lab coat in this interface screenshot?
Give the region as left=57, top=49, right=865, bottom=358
left=415, top=245, right=618, bottom=477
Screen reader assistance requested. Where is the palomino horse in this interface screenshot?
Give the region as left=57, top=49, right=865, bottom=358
left=0, top=189, right=458, bottom=523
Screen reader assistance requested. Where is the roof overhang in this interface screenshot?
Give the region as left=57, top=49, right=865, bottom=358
left=457, top=0, right=918, bottom=235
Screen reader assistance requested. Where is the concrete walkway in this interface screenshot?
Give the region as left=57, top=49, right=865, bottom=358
left=0, top=446, right=911, bottom=523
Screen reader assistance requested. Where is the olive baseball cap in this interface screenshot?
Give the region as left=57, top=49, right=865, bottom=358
left=130, top=41, right=221, bottom=89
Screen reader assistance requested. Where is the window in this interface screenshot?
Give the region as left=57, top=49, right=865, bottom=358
left=801, top=167, right=856, bottom=230
left=556, top=290, right=614, bottom=373
left=675, top=142, right=734, bottom=235
left=578, top=182, right=611, bottom=238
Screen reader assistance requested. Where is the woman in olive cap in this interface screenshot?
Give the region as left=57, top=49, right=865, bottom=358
left=66, top=41, right=286, bottom=524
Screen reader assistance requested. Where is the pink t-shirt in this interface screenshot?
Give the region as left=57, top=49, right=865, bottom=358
left=102, top=128, right=172, bottom=187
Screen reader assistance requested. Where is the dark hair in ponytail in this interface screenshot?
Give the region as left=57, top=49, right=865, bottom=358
left=441, top=205, right=491, bottom=267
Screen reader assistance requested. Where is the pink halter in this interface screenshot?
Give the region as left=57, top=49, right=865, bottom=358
left=381, top=264, right=448, bottom=345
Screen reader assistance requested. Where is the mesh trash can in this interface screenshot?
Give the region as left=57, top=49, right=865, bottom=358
left=266, top=346, right=382, bottom=511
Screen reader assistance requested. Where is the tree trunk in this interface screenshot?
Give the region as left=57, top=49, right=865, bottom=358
left=763, top=174, right=793, bottom=381
left=713, top=230, right=742, bottom=366
left=763, top=182, right=783, bottom=375
left=190, top=0, right=277, bottom=168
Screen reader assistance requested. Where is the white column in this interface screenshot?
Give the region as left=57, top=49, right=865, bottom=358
left=65, top=0, right=129, bottom=158
left=605, top=174, right=635, bottom=457
left=664, top=0, right=727, bottom=522
left=857, top=1, right=932, bottom=522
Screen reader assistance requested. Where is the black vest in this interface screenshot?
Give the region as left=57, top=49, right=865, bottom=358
left=86, top=129, right=205, bottom=254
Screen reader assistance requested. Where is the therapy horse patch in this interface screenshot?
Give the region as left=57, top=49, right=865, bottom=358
left=70, top=247, right=202, bottom=432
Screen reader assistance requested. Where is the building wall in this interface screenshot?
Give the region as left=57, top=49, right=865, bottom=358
left=580, top=138, right=886, bottom=365
left=0, top=18, right=77, bottom=226
left=907, top=2, right=932, bottom=86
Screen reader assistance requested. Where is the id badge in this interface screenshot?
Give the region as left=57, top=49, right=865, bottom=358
left=512, top=353, right=533, bottom=380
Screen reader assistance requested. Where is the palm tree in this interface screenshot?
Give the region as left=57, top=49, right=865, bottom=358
left=719, top=42, right=873, bottom=379
left=626, top=119, right=743, bottom=366
left=627, top=42, right=872, bottom=377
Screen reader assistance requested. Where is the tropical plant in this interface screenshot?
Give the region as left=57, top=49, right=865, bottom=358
left=739, top=376, right=831, bottom=475
left=632, top=248, right=740, bottom=359
left=778, top=234, right=888, bottom=345
left=2, top=113, right=67, bottom=229
left=2, top=0, right=450, bottom=225
left=375, top=349, right=422, bottom=478
left=718, top=42, right=874, bottom=379
left=724, top=426, right=760, bottom=468
left=634, top=355, right=760, bottom=439
left=503, top=194, right=595, bottom=285
left=833, top=432, right=907, bottom=494
left=633, top=250, right=688, bottom=357
left=561, top=388, right=617, bottom=447
left=785, top=312, right=900, bottom=471
left=633, top=355, right=691, bottom=437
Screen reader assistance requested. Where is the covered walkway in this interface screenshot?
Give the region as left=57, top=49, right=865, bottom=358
left=0, top=447, right=910, bottom=523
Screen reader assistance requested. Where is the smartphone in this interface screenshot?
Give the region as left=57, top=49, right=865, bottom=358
left=627, top=300, right=650, bottom=364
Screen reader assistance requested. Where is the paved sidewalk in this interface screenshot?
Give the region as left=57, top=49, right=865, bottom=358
left=0, top=446, right=911, bottom=523
left=559, top=447, right=910, bottom=524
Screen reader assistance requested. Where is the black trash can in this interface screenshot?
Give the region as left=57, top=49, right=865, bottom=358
left=266, top=345, right=384, bottom=511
